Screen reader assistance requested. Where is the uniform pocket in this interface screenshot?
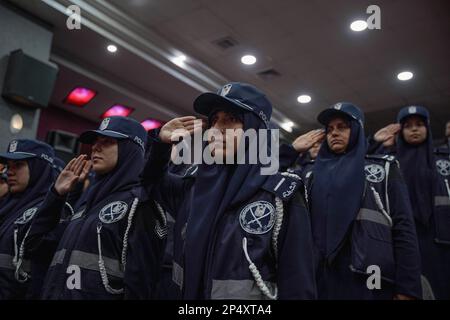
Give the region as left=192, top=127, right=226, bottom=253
left=351, top=209, right=395, bottom=283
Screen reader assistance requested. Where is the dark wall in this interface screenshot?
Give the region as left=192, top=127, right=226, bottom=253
left=0, top=2, right=53, bottom=151
left=37, top=105, right=98, bottom=142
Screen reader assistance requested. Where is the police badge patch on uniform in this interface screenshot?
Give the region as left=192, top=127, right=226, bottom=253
left=364, top=164, right=385, bottom=183
left=15, top=207, right=38, bottom=225
left=98, top=201, right=128, bottom=224
left=239, top=201, right=275, bottom=235
left=436, top=159, right=450, bottom=176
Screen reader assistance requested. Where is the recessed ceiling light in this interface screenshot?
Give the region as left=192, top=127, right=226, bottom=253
left=141, top=119, right=163, bottom=131
left=350, top=20, right=368, bottom=32
left=241, top=55, right=257, bottom=65
left=297, top=95, right=312, bottom=104
left=280, top=121, right=294, bottom=133
left=64, top=87, right=97, bottom=107
left=101, top=105, right=134, bottom=118
left=397, top=71, right=414, bottom=81
left=107, top=44, right=117, bottom=53
left=172, top=55, right=187, bottom=67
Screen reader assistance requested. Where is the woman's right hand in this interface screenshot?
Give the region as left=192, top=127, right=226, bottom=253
left=159, top=116, right=202, bottom=144
left=54, top=155, right=91, bottom=196
left=292, top=129, right=325, bottom=153
left=374, top=123, right=401, bottom=147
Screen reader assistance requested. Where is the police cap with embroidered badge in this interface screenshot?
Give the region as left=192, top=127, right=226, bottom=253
left=397, top=105, right=429, bottom=124
left=79, top=116, right=147, bottom=151
left=317, top=102, right=364, bottom=128
left=193, top=82, right=273, bottom=126
left=0, top=139, right=55, bottom=165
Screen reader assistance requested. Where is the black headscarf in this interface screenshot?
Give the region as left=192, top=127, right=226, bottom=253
left=396, top=108, right=435, bottom=226
left=0, top=157, right=56, bottom=231
left=73, top=139, right=145, bottom=212
left=183, top=110, right=273, bottom=299
left=311, top=113, right=367, bottom=259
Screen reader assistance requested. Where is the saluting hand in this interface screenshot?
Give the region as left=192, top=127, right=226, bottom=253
left=292, top=129, right=325, bottom=153
left=159, top=116, right=204, bottom=144
left=374, top=123, right=401, bottom=147
left=54, top=155, right=92, bottom=196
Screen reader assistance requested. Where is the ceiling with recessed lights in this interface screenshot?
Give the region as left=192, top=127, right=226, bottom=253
left=6, top=0, right=450, bottom=139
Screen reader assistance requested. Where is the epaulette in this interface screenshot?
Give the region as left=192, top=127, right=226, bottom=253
left=262, top=171, right=303, bottom=201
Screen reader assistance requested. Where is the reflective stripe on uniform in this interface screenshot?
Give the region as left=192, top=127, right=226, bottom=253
left=356, top=208, right=391, bottom=227
left=421, top=275, right=436, bottom=300
left=434, top=196, right=450, bottom=206
left=50, top=249, right=66, bottom=267
left=0, top=253, right=30, bottom=272
left=68, top=250, right=123, bottom=278
left=0, top=253, right=14, bottom=270
left=211, top=279, right=276, bottom=300
left=172, top=262, right=183, bottom=288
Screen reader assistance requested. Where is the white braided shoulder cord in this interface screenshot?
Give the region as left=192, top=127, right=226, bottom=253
left=154, top=201, right=167, bottom=226
left=97, top=197, right=138, bottom=295
left=280, top=171, right=302, bottom=180
left=444, top=179, right=450, bottom=200
left=153, top=200, right=168, bottom=239
left=241, top=196, right=284, bottom=300
left=303, top=183, right=309, bottom=207
left=242, top=237, right=277, bottom=300
left=64, top=202, right=75, bottom=216
left=271, top=197, right=284, bottom=259
left=370, top=186, right=393, bottom=226
left=121, top=197, right=139, bottom=267
left=12, top=227, right=31, bottom=283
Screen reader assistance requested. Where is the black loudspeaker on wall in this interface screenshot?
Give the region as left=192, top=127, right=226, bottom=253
left=2, top=49, right=59, bottom=109
left=46, top=130, right=80, bottom=164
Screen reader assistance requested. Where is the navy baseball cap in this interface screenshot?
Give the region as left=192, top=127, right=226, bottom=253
left=397, top=105, right=430, bottom=124
left=0, top=139, right=55, bottom=165
left=317, top=102, right=364, bottom=128
left=193, top=82, right=273, bottom=127
left=79, top=116, right=147, bottom=151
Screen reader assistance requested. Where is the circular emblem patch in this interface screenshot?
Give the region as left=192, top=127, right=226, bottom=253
left=436, top=159, right=450, bottom=176
left=239, top=201, right=275, bottom=235
left=15, top=207, right=38, bottom=225
left=364, top=164, right=385, bottom=183
left=99, top=201, right=128, bottom=224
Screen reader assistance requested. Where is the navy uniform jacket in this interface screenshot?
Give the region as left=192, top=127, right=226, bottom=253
left=25, top=187, right=166, bottom=299
left=308, top=155, right=422, bottom=299
left=418, top=148, right=450, bottom=299
left=143, top=140, right=317, bottom=300
left=433, top=148, right=450, bottom=245
left=367, top=142, right=450, bottom=299
left=0, top=197, right=42, bottom=299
